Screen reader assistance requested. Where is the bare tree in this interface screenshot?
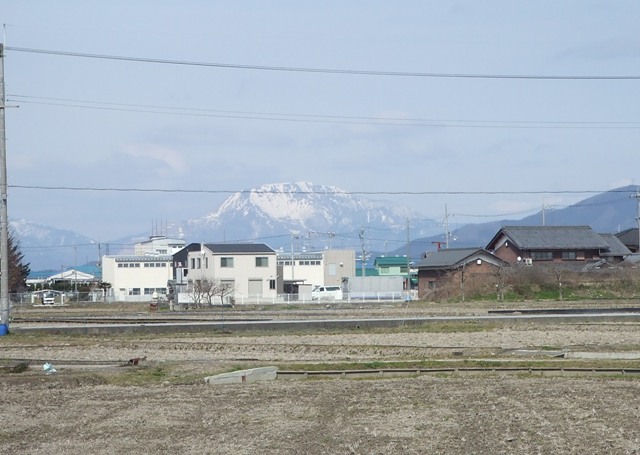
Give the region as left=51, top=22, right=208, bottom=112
left=550, top=263, right=566, bottom=301
left=493, top=265, right=508, bottom=302
left=212, top=280, right=235, bottom=306
left=190, top=279, right=216, bottom=308
left=189, top=279, right=236, bottom=309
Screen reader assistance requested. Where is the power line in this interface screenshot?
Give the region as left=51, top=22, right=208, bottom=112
left=7, top=46, right=640, bottom=80
left=9, top=184, right=639, bottom=197
left=8, top=94, right=640, bottom=129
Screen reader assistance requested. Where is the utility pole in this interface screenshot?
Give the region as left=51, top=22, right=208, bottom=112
left=359, top=228, right=366, bottom=279
left=0, top=43, right=9, bottom=331
left=406, top=218, right=411, bottom=294
left=443, top=204, right=451, bottom=249
left=290, top=232, right=298, bottom=282
left=632, top=188, right=640, bottom=252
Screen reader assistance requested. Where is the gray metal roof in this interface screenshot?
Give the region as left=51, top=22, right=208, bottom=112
left=114, top=255, right=173, bottom=262
left=203, top=243, right=275, bottom=254
left=495, top=226, right=609, bottom=250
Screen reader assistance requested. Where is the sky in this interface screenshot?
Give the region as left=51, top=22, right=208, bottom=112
left=1, top=1, right=639, bottom=242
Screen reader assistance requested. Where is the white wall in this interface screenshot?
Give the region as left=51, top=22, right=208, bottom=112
left=187, top=250, right=278, bottom=298
left=102, top=256, right=174, bottom=301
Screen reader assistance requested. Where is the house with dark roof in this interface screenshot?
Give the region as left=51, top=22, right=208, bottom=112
left=174, top=243, right=279, bottom=303
left=615, top=227, right=639, bottom=253
left=415, top=247, right=508, bottom=299
left=486, top=226, right=631, bottom=268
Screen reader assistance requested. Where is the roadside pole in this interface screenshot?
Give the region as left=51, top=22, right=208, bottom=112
left=0, top=43, right=10, bottom=334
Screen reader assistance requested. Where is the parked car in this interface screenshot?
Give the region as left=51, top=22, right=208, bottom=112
left=311, top=285, right=343, bottom=301
left=42, top=291, right=56, bottom=305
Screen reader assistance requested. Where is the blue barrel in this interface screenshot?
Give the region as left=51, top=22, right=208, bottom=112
left=0, top=324, right=8, bottom=336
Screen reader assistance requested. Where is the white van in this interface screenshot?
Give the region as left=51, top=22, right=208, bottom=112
left=311, top=285, right=343, bottom=301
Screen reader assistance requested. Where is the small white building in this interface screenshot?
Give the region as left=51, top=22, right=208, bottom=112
left=101, top=235, right=183, bottom=302
left=276, top=249, right=356, bottom=295
left=134, top=235, right=186, bottom=256
left=102, top=255, right=173, bottom=302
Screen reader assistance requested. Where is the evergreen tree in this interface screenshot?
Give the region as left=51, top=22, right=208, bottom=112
left=7, top=234, right=29, bottom=293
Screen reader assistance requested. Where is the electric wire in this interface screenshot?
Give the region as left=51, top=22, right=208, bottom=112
left=7, top=46, right=640, bottom=80
left=8, top=94, right=640, bottom=129
left=9, top=184, right=639, bottom=197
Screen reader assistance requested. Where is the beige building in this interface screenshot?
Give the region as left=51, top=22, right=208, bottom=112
left=175, top=243, right=279, bottom=303
left=276, top=249, right=356, bottom=294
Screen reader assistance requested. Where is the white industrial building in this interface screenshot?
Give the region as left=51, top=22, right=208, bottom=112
left=276, top=249, right=355, bottom=296
left=101, top=235, right=185, bottom=302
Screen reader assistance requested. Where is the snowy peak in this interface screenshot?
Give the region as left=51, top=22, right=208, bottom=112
left=186, top=182, right=441, bottom=250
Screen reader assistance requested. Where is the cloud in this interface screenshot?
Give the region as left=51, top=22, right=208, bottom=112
left=557, top=38, right=640, bottom=61
left=122, top=144, right=188, bottom=176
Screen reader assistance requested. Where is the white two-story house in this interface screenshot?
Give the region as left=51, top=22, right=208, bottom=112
left=173, top=243, right=278, bottom=303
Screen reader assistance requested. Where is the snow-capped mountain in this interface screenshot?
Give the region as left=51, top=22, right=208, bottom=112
left=181, top=182, right=442, bottom=252
left=10, top=219, right=100, bottom=272
left=15, top=182, right=442, bottom=271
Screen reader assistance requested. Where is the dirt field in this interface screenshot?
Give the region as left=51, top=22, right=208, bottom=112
left=2, top=302, right=640, bottom=454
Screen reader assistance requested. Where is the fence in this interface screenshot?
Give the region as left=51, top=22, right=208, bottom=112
left=176, top=291, right=414, bottom=306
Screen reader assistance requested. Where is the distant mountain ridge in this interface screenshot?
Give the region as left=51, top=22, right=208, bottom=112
left=13, top=183, right=640, bottom=272
left=397, top=185, right=640, bottom=258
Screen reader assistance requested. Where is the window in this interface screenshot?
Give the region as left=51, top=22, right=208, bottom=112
left=256, top=257, right=269, bottom=267
left=129, top=288, right=141, bottom=296
left=221, top=257, right=234, bottom=268
left=191, top=258, right=196, bottom=269
left=269, top=279, right=276, bottom=290
left=562, top=251, right=577, bottom=260
left=531, top=251, right=553, bottom=261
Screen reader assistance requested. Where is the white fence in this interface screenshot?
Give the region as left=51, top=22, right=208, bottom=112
left=176, top=291, right=415, bottom=306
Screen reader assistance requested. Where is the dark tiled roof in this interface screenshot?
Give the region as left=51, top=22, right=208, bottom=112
left=498, top=226, right=609, bottom=250
left=204, top=243, right=275, bottom=254
left=598, top=233, right=632, bottom=256
left=415, top=248, right=485, bottom=269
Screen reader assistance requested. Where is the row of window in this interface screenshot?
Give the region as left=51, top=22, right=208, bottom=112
left=118, top=262, right=168, bottom=268
left=277, top=260, right=321, bottom=266
left=191, top=257, right=270, bottom=269
left=126, top=287, right=167, bottom=296
left=531, top=251, right=580, bottom=261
